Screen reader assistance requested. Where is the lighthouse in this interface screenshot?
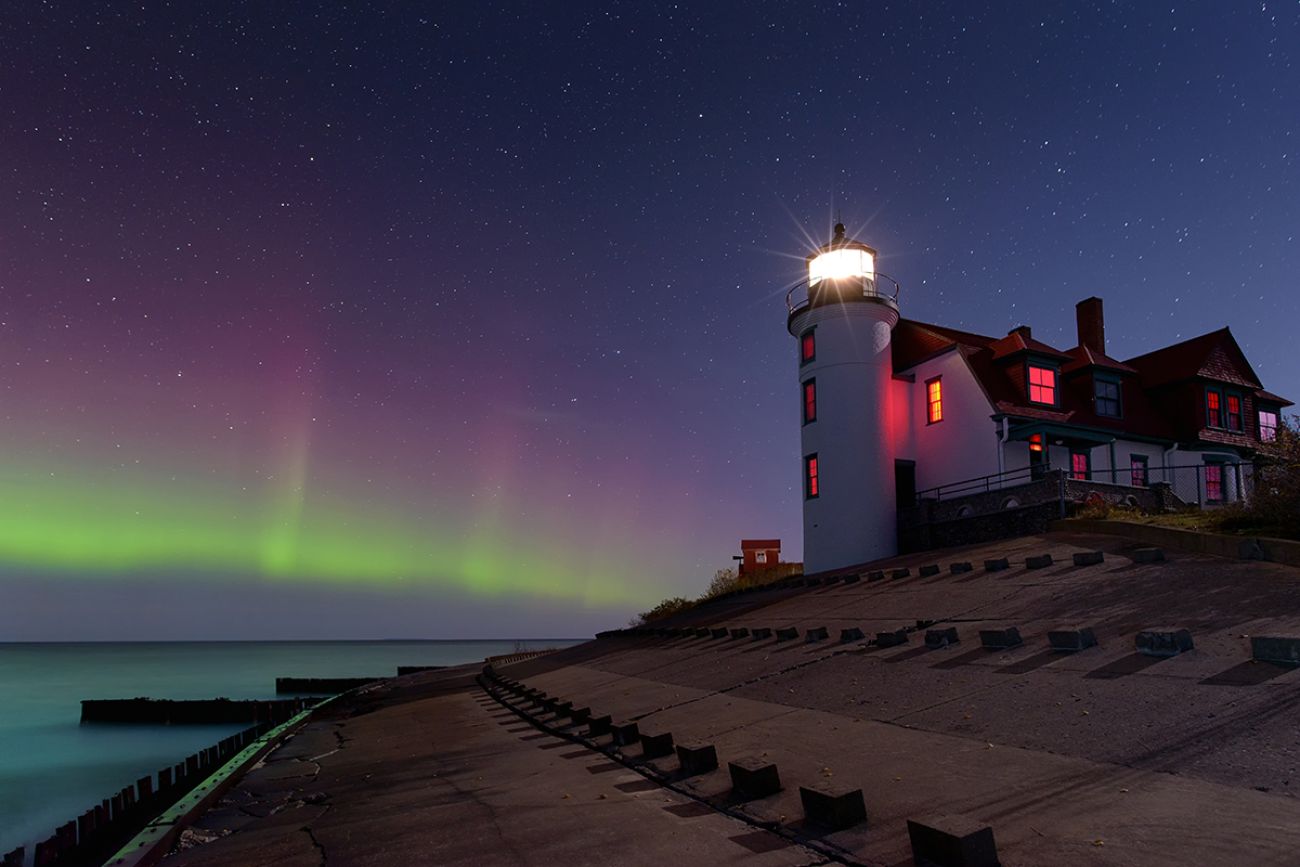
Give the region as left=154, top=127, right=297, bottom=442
left=787, top=224, right=900, bottom=574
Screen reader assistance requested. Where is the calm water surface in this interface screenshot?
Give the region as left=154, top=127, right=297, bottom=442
left=0, top=640, right=581, bottom=855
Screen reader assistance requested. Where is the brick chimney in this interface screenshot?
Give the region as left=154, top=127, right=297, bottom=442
left=1076, top=297, right=1105, bottom=354
left=1009, top=325, right=1032, bottom=340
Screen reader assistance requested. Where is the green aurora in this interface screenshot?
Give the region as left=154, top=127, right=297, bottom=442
left=0, top=457, right=660, bottom=610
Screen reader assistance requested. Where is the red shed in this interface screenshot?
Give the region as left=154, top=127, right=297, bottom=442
left=739, top=539, right=781, bottom=575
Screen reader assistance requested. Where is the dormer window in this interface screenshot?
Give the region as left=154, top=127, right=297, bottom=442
left=1206, top=388, right=1223, bottom=428
left=1094, top=377, right=1121, bottom=418
left=1027, top=364, right=1058, bottom=406
left=1226, top=394, right=1243, bottom=432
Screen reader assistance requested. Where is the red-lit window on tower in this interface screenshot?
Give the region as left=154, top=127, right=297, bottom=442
left=1206, top=389, right=1222, bottom=428
left=926, top=377, right=943, bottom=424
left=1028, top=365, right=1057, bottom=405
left=1205, top=462, right=1224, bottom=503
left=803, top=379, right=817, bottom=424
left=1226, top=394, right=1242, bottom=432
left=800, top=330, right=815, bottom=365
left=805, top=454, right=819, bottom=499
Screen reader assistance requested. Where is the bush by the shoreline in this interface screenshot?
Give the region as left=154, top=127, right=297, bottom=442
left=631, top=563, right=803, bottom=626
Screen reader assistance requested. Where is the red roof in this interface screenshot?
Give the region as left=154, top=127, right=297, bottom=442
left=740, top=539, right=780, bottom=549
left=1061, top=344, right=1136, bottom=375
left=892, top=313, right=1289, bottom=446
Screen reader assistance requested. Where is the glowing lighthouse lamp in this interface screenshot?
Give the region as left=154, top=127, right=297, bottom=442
left=787, top=224, right=902, bottom=574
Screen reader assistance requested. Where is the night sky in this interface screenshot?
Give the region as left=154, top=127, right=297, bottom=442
left=2, top=2, right=1297, bottom=639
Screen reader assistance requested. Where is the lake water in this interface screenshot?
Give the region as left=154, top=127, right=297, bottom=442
left=0, top=639, right=581, bottom=856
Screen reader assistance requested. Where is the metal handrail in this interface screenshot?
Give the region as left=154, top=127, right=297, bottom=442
left=786, top=272, right=901, bottom=315
left=914, top=462, right=1056, bottom=504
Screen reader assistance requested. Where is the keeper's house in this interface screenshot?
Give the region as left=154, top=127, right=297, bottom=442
left=788, top=225, right=1291, bottom=574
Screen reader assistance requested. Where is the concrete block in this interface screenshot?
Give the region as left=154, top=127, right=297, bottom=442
left=1025, top=554, right=1054, bottom=569
left=775, top=627, right=799, bottom=641
left=640, top=730, right=675, bottom=759
left=751, top=627, right=773, bottom=640
left=799, top=784, right=868, bottom=830
left=612, top=721, right=640, bottom=746
left=839, top=627, right=865, bottom=643
left=1132, top=547, right=1165, bottom=563
left=728, top=757, right=782, bottom=799
left=552, top=701, right=574, bottom=717
left=1072, top=550, right=1105, bottom=566
left=675, top=742, right=718, bottom=775
left=694, top=628, right=711, bottom=638
left=1048, top=627, right=1098, bottom=652
left=978, top=627, right=1023, bottom=649
left=891, top=567, right=911, bottom=579
left=710, top=627, right=729, bottom=639
left=824, top=574, right=842, bottom=584
left=907, top=814, right=1000, bottom=867
left=916, top=619, right=935, bottom=629
left=729, top=627, right=750, bottom=639
left=983, top=558, right=1009, bottom=572
left=569, top=707, right=591, bottom=724
left=1251, top=636, right=1300, bottom=665
left=926, top=627, right=960, bottom=648
left=1136, top=628, right=1194, bottom=657
left=843, top=573, right=861, bottom=584
left=805, top=626, right=829, bottom=642
left=950, top=562, right=973, bottom=574
left=867, top=570, right=886, bottom=581
left=876, top=629, right=909, bottom=647
left=919, top=564, right=941, bottom=577
left=587, top=714, right=613, bottom=736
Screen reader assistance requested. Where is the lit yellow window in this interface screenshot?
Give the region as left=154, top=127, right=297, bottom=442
left=926, top=377, right=943, bottom=424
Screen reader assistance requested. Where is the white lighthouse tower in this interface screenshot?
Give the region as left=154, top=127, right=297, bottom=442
left=787, top=224, right=900, bottom=574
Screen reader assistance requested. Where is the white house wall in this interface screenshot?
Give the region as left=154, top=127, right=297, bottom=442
left=895, top=349, right=1001, bottom=494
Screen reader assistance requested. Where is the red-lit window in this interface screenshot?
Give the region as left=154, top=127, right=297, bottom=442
left=1260, top=410, right=1279, bottom=442
left=1070, top=449, right=1091, bottom=481
left=1131, top=455, right=1149, bottom=487
left=802, top=379, right=817, bottom=424
left=1205, top=462, right=1223, bottom=503
left=1028, top=365, right=1057, bottom=405
left=1226, top=394, right=1242, bottom=431
left=800, top=330, right=815, bottom=364
left=1029, top=434, right=1046, bottom=478
left=926, top=377, right=943, bottom=424
left=805, top=454, right=819, bottom=499
left=1206, top=389, right=1222, bottom=428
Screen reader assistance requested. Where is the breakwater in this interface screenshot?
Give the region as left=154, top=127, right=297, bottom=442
left=275, top=676, right=384, bottom=693
left=80, top=697, right=315, bottom=725
left=4, top=699, right=313, bottom=867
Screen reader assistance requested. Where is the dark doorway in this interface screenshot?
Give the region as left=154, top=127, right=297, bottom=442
left=895, top=460, right=917, bottom=509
